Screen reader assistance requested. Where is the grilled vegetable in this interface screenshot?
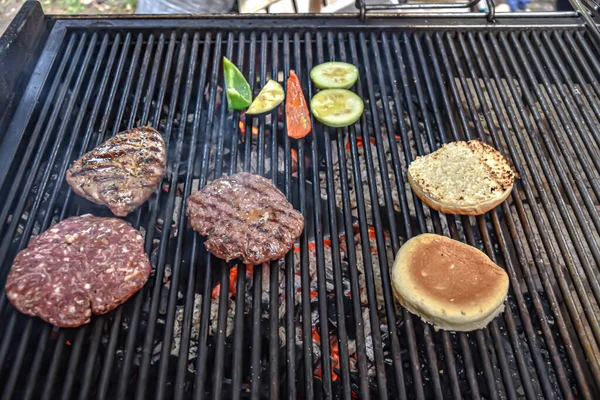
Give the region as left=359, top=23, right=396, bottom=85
left=223, top=57, right=252, bottom=110
left=246, top=80, right=285, bottom=115
left=310, top=89, right=364, bottom=128
left=286, top=71, right=312, bottom=139
left=310, top=62, right=359, bottom=89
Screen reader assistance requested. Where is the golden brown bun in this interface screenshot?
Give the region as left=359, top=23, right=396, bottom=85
left=408, top=141, right=515, bottom=216
left=392, top=234, right=509, bottom=332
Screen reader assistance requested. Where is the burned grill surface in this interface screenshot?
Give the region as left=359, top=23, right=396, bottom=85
left=1, top=13, right=600, bottom=400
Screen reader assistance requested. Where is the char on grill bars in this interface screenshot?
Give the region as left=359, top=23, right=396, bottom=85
left=1, top=6, right=600, bottom=400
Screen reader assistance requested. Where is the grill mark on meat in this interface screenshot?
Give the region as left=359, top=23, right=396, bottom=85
left=66, top=126, right=166, bottom=216
left=186, top=172, right=304, bottom=264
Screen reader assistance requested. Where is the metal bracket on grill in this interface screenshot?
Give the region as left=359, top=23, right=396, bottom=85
left=567, top=0, right=600, bottom=46
left=355, top=0, right=496, bottom=22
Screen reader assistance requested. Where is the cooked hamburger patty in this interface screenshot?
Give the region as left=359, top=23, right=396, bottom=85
left=5, top=215, right=151, bottom=328
left=186, top=173, right=304, bottom=264
left=66, top=126, right=166, bottom=217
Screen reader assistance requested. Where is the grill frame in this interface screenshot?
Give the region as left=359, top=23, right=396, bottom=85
left=1, top=4, right=600, bottom=399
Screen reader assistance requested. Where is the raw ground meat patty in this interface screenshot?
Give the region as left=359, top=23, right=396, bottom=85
left=5, top=215, right=151, bottom=328
left=66, top=126, right=166, bottom=217
left=186, top=172, right=304, bottom=264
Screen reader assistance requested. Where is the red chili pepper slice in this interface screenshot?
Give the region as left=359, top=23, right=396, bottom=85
left=285, top=71, right=312, bottom=139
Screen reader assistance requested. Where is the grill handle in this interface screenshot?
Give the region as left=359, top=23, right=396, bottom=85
left=355, top=0, right=496, bottom=21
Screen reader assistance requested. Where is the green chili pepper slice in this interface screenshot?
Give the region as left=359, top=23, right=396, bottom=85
left=223, top=56, right=252, bottom=110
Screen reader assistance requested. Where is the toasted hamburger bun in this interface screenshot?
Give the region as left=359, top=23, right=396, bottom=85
left=392, top=234, right=509, bottom=332
left=408, top=140, right=515, bottom=216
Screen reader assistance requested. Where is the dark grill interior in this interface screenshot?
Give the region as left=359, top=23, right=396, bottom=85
left=1, top=14, right=600, bottom=400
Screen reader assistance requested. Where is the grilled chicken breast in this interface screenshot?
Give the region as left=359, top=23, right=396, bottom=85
left=66, top=126, right=166, bottom=216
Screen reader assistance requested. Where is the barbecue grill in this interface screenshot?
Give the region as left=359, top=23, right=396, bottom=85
left=1, top=1, right=600, bottom=398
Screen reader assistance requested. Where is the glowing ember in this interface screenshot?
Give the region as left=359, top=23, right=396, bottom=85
left=238, top=120, right=259, bottom=136
left=211, top=265, right=253, bottom=298
left=291, top=148, right=299, bottom=174
left=312, top=330, right=342, bottom=381
left=367, top=226, right=376, bottom=239
left=345, top=135, right=401, bottom=150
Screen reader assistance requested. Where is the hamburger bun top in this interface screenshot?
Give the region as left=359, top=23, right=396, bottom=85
left=392, top=233, right=509, bottom=331
left=408, top=140, right=515, bottom=216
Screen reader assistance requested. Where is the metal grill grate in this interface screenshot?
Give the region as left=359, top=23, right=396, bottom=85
left=1, top=16, right=600, bottom=400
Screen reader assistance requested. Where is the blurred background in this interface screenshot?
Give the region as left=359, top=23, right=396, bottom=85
left=0, top=0, right=563, bottom=38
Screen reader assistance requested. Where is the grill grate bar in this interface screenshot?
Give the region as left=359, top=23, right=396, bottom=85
left=408, top=33, right=485, bottom=400
left=230, top=31, right=247, bottom=400
left=282, top=31, right=297, bottom=400
left=329, top=31, right=372, bottom=400
left=315, top=31, right=353, bottom=399
left=247, top=32, right=264, bottom=400
left=517, top=31, right=600, bottom=396
left=536, top=33, right=600, bottom=176
left=414, top=33, right=469, bottom=400
left=0, top=32, right=91, bottom=396
left=476, top=30, right=599, bottom=396
left=0, top=32, right=79, bottom=307
left=113, top=31, right=172, bottom=400
left=94, top=31, right=144, bottom=400
left=342, top=33, right=392, bottom=400
left=498, top=30, right=600, bottom=304
left=528, top=33, right=600, bottom=207
left=156, top=32, right=202, bottom=400
left=546, top=32, right=600, bottom=164
left=522, top=32, right=600, bottom=279
left=97, top=31, right=143, bottom=399
left=360, top=31, right=419, bottom=400
left=433, top=31, right=526, bottom=400
left=1, top=316, right=32, bottom=400
left=568, top=32, right=600, bottom=137
left=211, top=33, right=235, bottom=400
left=134, top=30, right=191, bottom=400
left=302, top=31, right=335, bottom=398
left=1, top=30, right=100, bottom=397
left=2, top=21, right=600, bottom=400
left=507, top=33, right=600, bottom=276
left=64, top=31, right=132, bottom=400
left=173, top=30, right=213, bottom=400
left=291, top=31, right=316, bottom=400
left=384, top=31, right=447, bottom=399
left=0, top=33, right=75, bottom=267
left=463, top=31, right=560, bottom=400
left=193, top=31, right=223, bottom=400
left=53, top=32, right=112, bottom=400
left=268, top=31, right=281, bottom=400
left=391, top=32, right=450, bottom=400
left=483, top=32, right=574, bottom=399
left=453, top=32, right=528, bottom=400
left=493, top=29, right=600, bottom=367
left=403, top=31, right=502, bottom=400
left=438, top=30, right=573, bottom=398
